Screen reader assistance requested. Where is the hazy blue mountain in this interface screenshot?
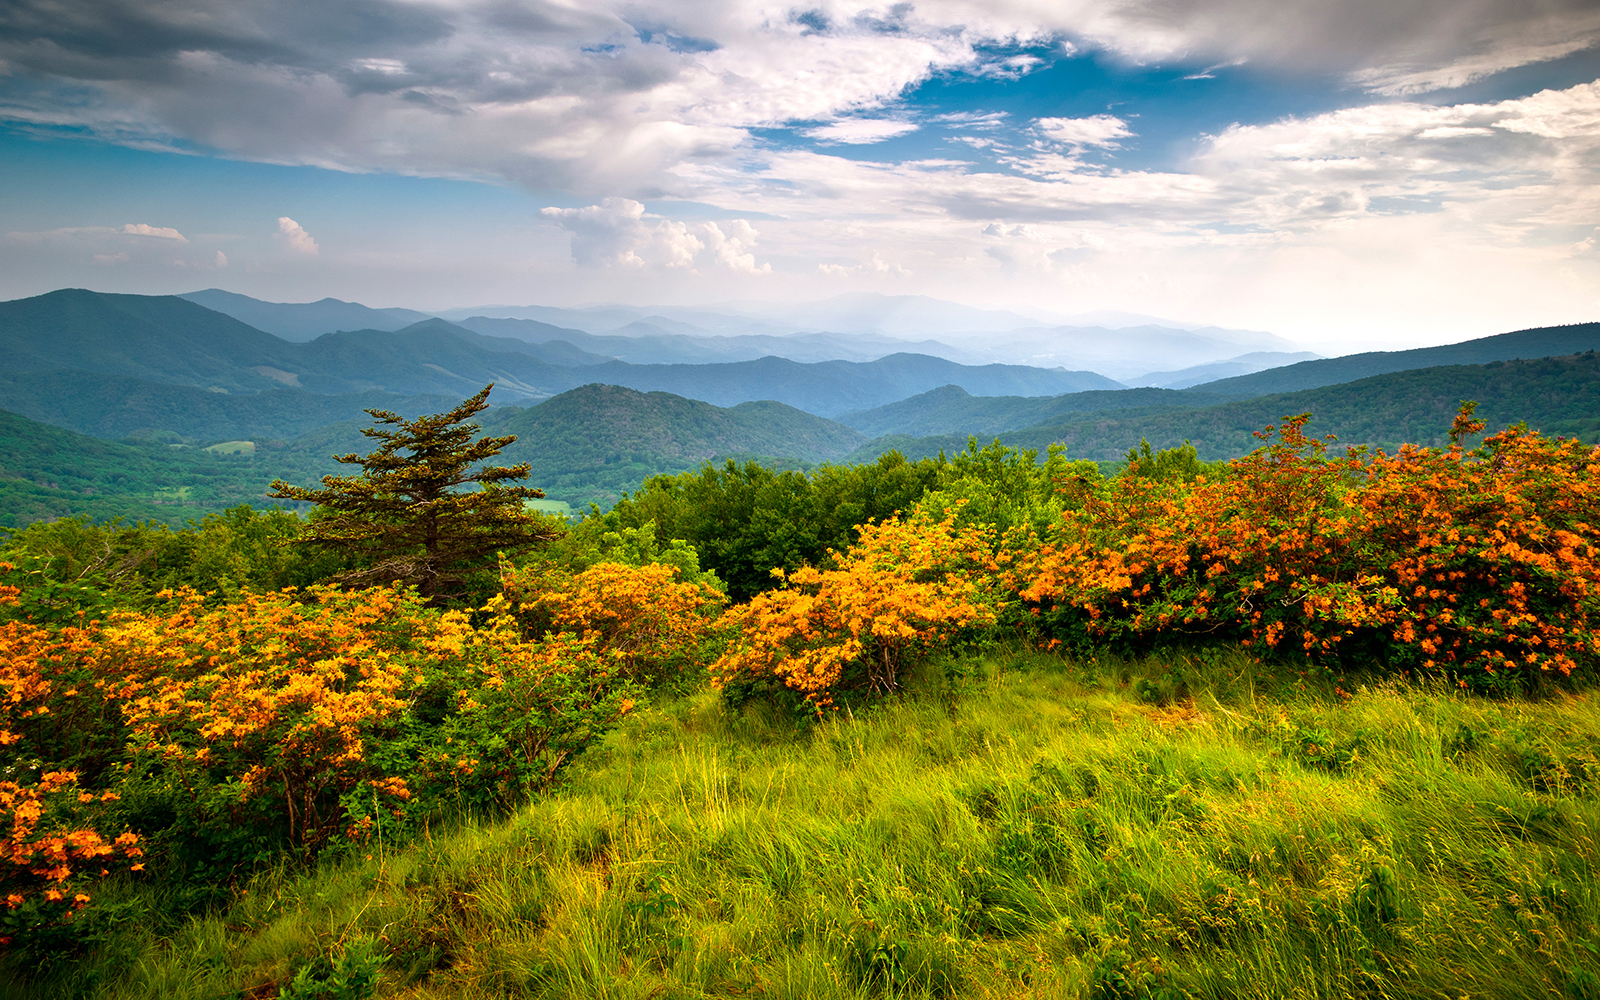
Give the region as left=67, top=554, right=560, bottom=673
left=454, top=315, right=974, bottom=365
left=569, top=354, right=1122, bottom=417
left=0, top=291, right=1134, bottom=448
left=179, top=288, right=436, bottom=341
left=837, top=384, right=1230, bottom=438
left=1190, top=322, right=1600, bottom=396
left=969, top=324, right=1305, bottom=381
left=0, top=288, right=307, bottom=393
left=846, top=352, right=1600, bottom=466
left=284, top=319, right=585, bottom=398
left=0, top=292, right=585, bottom=401
left=435, top=303, right=651, bottom=332
left=748, top=292, right=1048, bottom=337
left=1125, top=351, right=1322, bottom=389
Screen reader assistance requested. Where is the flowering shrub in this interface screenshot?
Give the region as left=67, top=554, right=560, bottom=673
left=1021, top=407, right=1600, bottom=688
left=0, top=772, right=142, bottom=942
left=0, top=576, right=641, bottom=951
left=502, top=561, right=726, bottom=682
left=711, top=513, right=1000, bottom=708
left=1, top=596, right=140, bottom=934
left=93, top=587, right=428, bottom=852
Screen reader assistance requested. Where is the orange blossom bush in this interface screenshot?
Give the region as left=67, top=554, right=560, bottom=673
left=500, top=560, right=726, bottom=682
left=1020, top=407, right=1600, bottom=688
left=711, top=512, right=1000, bottom=707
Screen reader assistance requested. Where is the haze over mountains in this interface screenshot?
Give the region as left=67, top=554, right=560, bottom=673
left=179, top=288, right=1312, bottom=385
left=1, top=285, right=1596, bottom=523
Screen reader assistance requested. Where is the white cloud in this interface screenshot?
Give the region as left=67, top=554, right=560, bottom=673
left=0, top=0, right=1591, bottom=203
left=122, top=223, right=188, bottom=241
left=215, top=250, right=229, bottom=268
left=276, top=217, right=319, bottom=255
left=701, top=219, right=771, bottom=273
left=1035, top=115, right=1135, bottom=149
left=817, top=252, right=911, bottom=277
left=803, top=119, right=920, bottom=144
left=935, top=111, right=1010, bottom=130
left=541, top=198, right=768, bottom=272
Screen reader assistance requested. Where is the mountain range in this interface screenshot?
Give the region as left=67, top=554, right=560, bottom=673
left=843, top=352, right=1600, bottom=466
left=2, top=286, right=1595, bottom=524
left=183, top=288, right=1310, bottom=383
left=0, top=290, right=1119, bottom=439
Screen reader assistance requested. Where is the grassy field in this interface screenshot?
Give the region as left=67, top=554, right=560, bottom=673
left=13, top=651, right=1600, bottom=999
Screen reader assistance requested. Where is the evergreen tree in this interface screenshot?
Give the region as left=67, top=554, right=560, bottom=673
left=270, top=385, right=559, bottom=601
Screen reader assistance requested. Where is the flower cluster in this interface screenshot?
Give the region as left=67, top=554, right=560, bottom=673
left=502, top=561, right=726, bottom=681
left=711, top=513, right=999, bottom=707
left=1020, top=408, right=1600, bottom=686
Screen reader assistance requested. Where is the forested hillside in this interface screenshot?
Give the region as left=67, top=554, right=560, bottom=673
left=480, top=385, right=868, bottom=508
left=850, top=352, right=1600, bottom=463
left=0, top=385, right=875, bottom=523
left=838, top=384, right=1231, bottom=437
left=0, top=409, right=317, bottom=528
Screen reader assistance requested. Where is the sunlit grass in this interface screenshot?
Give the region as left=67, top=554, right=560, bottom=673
left=17, top=649, right=1600, bottom=999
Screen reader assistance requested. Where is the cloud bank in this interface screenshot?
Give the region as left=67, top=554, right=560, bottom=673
left=0, top=0, right=1595, bottom=343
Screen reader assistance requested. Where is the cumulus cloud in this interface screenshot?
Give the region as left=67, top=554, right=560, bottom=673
left=0, top=0, right=1590, bottom=201
left=276, top=217, right=319, bottom=255
left=121, top=223, right=188, bottom=241
left=803, top=119, right=920, bottom=144
left=1035, top=115, right=1134, bottom=149
left=541, top=198, right=768, bottom=272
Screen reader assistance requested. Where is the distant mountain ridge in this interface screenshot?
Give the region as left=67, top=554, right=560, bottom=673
left=455, top=315, right=974, bottom=366
left=837, top=384, right=1231, bottom=438
left=179, top=288, right=436, bottom=341
left=0, top=290, right=1124, bottom=444
left=1189, top=323, right=1600, bottom=396
left=199, top=289, right=1306, bottom=375
left=1126, top=351, right=1322, bottom=389
left=847, top=353, right=1600, bottom=466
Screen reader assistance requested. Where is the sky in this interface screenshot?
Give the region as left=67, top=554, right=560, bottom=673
left=2, top=0, right=1598, bottom=353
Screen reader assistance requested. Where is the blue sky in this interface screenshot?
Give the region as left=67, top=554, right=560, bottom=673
left=2, top=0, right=1598, bottom=351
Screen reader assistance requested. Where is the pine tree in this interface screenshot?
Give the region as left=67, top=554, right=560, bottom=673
left=270, top=385, right=559, bottom=601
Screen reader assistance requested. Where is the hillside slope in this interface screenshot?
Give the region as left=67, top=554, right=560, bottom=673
left=838, top=384, right=1231, bottom=438
left=0, top=288, right=306, bottom=393
left=1191, top=321, right=1600, bottom=396
left=848, top=353, right=1600, bottom=464
left=0, top=408, right=317, bottom=528
left=0, top=368, right=462, bottom=443
left=479, top=384, right=868, bottom=507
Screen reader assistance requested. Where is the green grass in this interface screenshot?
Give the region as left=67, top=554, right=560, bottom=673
left=203, top=441, right=256, bottom=456
left=527, top=499, right=575, bottom=516
left=13, top=651, right=1600, bottom=999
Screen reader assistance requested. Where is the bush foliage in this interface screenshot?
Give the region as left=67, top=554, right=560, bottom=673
left=1, top=400, right=1598, bottom=976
